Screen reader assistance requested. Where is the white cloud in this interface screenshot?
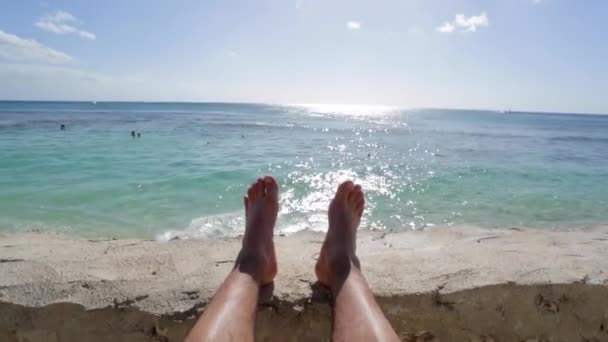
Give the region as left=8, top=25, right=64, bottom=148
left=296, top=0, right=303, bottom=10
left=455, top=13, right=489, bottom=32
left=35, top=10, right=96, bottom=40
left=78, top=31, right=96, bottom=40
left=436, top=22, right=455, bottom=33
left=0, top=29, right=72, bottom=63
left=346, top=21, right=361, bottom=30
left=47, top=10, right=76, bottom=23
left=437, top=12, right=489, bottom=34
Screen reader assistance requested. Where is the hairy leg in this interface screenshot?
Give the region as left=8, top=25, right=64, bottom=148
left=316, top=181, right=399, bottom=342
left=186, top=176, right=278, bottom=342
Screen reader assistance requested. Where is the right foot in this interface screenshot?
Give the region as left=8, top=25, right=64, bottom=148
left=237, top=176, right=279, bottom=285
left=315, top=180, right=365, bottom=290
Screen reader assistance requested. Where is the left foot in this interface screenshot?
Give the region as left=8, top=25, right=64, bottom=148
left=237, top=176, right=279, bottom=285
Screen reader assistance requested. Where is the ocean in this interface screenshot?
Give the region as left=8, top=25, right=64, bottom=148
left=0, top=101, right=607, bottom=239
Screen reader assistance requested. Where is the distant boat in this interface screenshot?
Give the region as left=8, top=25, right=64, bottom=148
left=500, top=109, right=512, bottom=114
left=91, top=101, right=97, bottom=105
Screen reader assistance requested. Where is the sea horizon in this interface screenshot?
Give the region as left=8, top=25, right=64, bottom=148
left=1, top=100, right=606, bottom=117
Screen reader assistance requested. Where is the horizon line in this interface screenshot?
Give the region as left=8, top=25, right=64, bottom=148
left=0, top=99, right=605, bottom=117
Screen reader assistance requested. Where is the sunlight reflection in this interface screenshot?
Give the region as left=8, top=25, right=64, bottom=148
left=290, top=103, right=398, bottom=117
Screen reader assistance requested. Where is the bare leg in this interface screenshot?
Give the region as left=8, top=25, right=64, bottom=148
left=186, top=176, right=279, bottom=342
left=316, top=181, right=399, bottom=342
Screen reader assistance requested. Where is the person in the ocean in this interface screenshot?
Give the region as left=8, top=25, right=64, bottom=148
left=186, top=176, right=399, bottom=342
left=137, top=132, right=141, bottom=138
left=60, top=124, right=65, bottom=130
left=131, top=131, right=136, bottom=137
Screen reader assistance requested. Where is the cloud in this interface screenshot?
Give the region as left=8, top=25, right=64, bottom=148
left=0, top=29, right=72, bottom=63
left=78, top=31, right=96, bottom=40
left=346, top=21, right=361, bottom=30
left=296, top=0, right=303, bottom=10
left=436, top=22, right=455, bottom=33
left=533, top=0, right=542, bottom=4
left=35, top=10, right=96, bottom=40
left=46, top=10, right=76, bottom=23
left=455, top=13, right=489, bottom=32
left=437, top=12, right=489, bottom=34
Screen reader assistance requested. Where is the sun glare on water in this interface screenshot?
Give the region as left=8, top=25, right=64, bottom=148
left=290, top=103, right=399, bottom=117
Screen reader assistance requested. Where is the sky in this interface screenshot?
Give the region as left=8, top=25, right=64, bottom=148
left=0, top=0, right=607, bottom=114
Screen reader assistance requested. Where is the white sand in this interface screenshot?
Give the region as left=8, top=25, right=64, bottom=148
left=1, top=226, right=608, bottom=341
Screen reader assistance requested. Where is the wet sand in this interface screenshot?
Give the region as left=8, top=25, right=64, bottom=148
left=1, top=226, right=608, bottom=341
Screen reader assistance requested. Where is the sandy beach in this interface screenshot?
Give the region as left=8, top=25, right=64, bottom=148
left=1, top=226, right=608, bottom=341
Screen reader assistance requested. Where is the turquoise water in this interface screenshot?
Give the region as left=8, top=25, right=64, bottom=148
left=1, top=101, right=607, bottom=239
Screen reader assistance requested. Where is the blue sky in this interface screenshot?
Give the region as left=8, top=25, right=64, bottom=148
left=0, top=0, right=607, bottom=113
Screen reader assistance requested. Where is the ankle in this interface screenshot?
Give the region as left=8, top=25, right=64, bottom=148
left=235, top=249, right=266, bottom=284
left=326, top=252, right=360, bottom=292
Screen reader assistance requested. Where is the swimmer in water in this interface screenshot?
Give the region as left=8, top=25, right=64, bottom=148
left=60, top=124, right=65, bottom=130
left=131, top=131, right=136, bottom=137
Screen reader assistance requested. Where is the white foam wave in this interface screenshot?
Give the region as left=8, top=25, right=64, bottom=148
left=158, top=167, right=430, bottom=241
left=156, top=211, right=245, bottom=241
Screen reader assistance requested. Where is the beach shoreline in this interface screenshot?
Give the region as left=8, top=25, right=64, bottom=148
left=1, top=226, right=608, bottom=341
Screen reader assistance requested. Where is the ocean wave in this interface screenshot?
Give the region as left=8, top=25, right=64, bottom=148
left=198, top=121, right=306, bottom=130
left=155, top=210, right=331, bottom=241
left=548, top=135, right=608, bottom=143
left=415, top=129, right=535, bottom=141
left=156, top=212, right=246, bottom=241
left=0, top=117, right=310, bottom=132
left=155, top=166, right=434, bottom=241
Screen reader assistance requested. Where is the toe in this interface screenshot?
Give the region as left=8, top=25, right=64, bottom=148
left=348, top=184, right=362, bottom=203
left=355, top=195, right=364, bottom=206
left=248, top=178, right=264, bottom=201
left=355, top=195, right=365, bottom=210
left=336, top=180, right=354, bottom=200
left=253, top=178, right=264, bottom=199
left=354, top=189, right=364, bottom=205
left=247, top=184, right=256, bottom=201
left=264, top=176, right=278, bottom=201
left=337, top=180, right=353, bottom=193
left=354, top=191, right=365, bottom=215
left=356, top=204, right=364, bottom=217
left=355, top=198, right=364, bottom=211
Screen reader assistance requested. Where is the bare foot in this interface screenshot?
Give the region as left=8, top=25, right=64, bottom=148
left=315, top=180, right=364, bottom=291
left=237, top=176, right=278, bottom=285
